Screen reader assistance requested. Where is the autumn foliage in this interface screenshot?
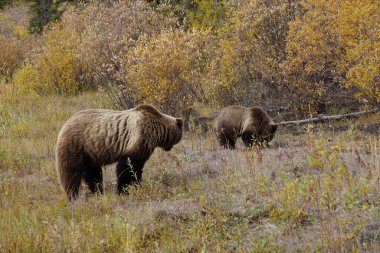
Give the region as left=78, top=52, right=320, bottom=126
left=1, top=0, right=379, bottom=118
left=115, top=29, right=215, bottom=125
left=285, top=0, right=380, bottom=111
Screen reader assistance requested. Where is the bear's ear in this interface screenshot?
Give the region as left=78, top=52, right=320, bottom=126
left=270, top=124, right=277, bottom=134
left=176, top=118, right=183, bottom=130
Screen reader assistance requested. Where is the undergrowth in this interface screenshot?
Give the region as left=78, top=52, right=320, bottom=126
left=0, top=84, right=379, bottom=252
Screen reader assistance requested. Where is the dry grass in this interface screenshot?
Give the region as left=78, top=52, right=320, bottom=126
left=0, top=84, right=379, bottom=252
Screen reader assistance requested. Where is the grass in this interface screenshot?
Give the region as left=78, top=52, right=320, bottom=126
left=0, top=84, right=379, bottom=252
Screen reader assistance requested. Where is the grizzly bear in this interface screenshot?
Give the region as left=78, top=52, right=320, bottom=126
left=56, top=104, right=183, bottom=201
left=214, top=106, right=277, bottom=149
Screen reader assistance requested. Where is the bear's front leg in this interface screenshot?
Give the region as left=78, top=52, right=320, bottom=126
left=218, top=132, right=236, bottom=149
left=242, top=132, right=255, bottom=147
left=116, top=156, right=145, bottom=194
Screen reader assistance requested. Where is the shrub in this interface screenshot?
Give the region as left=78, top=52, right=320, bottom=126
left=0, top=36, right=25, bottom=80
left=0, top=5, right=30, bottom=81
left=13, top=22, right=87, bottom=95
left=12, top=4, right=88, bottom=94
left=116, top=28, right=215, bottom=127
left=208, top=0, right=300, bottom=109
left=78, top=0, right=175, bottom=88
left=284, top=0, right=380, bottom=113
left=187, top=0, right=228, bottom=30
left=14, top=1, right=175, bottom=95
left=337, top=0, right=380, bottom=104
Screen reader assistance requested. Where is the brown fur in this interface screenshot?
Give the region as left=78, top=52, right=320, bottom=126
left=214, top=106, right=277, bottom=149
left=56, top=104, right=183, bottom=201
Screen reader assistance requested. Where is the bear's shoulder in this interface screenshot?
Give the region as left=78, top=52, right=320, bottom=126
left=249, top=106, right=265, bottom=114
left=249, top=107, right=273, bottom=122
left=133, top=104, right=162, bottom=117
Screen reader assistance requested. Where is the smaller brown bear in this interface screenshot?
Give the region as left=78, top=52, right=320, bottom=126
left=56, top=104, right=183, bottom=201
left=214, top=105, right=277, bottom=149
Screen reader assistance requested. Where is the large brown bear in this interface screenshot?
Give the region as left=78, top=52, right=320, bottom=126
left=214, top=106, right=277, bottom=149
left=56, top=104, right=183, bottom=201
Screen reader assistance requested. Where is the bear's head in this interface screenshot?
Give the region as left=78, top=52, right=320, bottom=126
left=135, top=104, right=183, bottom=151
left=257, top=123, right=277, bottom=144
left=160, top=116, right=183, bottom=151
left=241, top=107, right=277, bottom=147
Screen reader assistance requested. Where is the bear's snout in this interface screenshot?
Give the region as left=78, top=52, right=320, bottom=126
left=163, top=145, right=174, bottom=151
left=176, top=118, right=183, bottom=130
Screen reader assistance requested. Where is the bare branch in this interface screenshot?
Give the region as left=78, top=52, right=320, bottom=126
left=278, top=107, right=380, bottom=126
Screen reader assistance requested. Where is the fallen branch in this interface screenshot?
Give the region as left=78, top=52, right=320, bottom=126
left=278, top=107, right=380, bottom=126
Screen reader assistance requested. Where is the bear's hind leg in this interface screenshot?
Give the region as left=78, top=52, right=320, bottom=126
left=60, top=167, right=82, bottom=201
left=83, top=165, right=103, bottom=194
left=116, top=156, right=145, bottom=194
left=59, top=154, right=98, bottom=201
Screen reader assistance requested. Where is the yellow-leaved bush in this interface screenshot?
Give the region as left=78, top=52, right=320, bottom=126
left=0, top=6, right=30, bottom=80
left=284, top=0, right=380, bottom=110
left=118, top=28, right=215, bottom=125
left=78, top=0, right=175, bottom=88
left=3, top=0, right=378, bottom=114
left=0, top=36, right=25, bottom=80
left=337, top=0, right=380, bottom=104
left=13, top=17, right=87, bottom=95
left=283, top=0, right=343, bottom=113
left=13, top=1, right=174, bottom=95
left=187, top=0, right=228, bottom=30
left=208, top=0, right=299, bottom=108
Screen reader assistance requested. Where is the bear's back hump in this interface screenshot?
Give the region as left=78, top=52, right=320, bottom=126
left=249, top=107, right=272, bottom=124
left=215, top=106, right=246, bottom=130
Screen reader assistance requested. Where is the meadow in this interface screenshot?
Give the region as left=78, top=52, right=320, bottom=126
left=0, top=84, right=379, bottom=252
